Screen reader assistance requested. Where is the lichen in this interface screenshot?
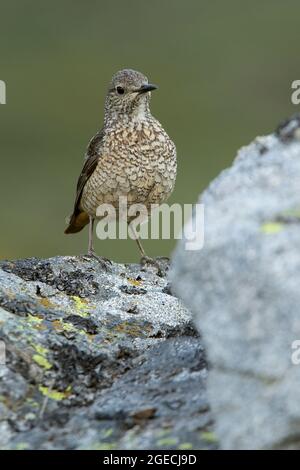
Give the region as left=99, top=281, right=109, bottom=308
left=52, top=318, right=90, bottom=339
left=15, top=442, right=29, bottom=450
left=91, top=442, right=116, bottom=450
left=38, top=298, right=55, bottom=309
left=27, top=314, right=46, bottom=330
left=27, top=314, right=43, bottom=324
left=71, top=296, right=91, bottom=317
left=102, top=428, right=114, bottom=438
left=52, top=319, right=78, bottom=333
left=157, top=437, right=178, bottom=446
left=279, top=207, right=300, bottom=219
left=178, top=442, right=193, bottom=449
left=39, top=385, right=71, bottom=401
left=33, top=354, right=52, bottom=370
left=261, top=222, right=283, bottom=234
left=127, top=277, right=142, bottom=286
left=200, top=431, right=218, bottom=443
left=33, top=344, right=49, bottom=356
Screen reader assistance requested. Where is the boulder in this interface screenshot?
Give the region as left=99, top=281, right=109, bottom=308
left=171, top=115, right=300, bottom=449
left=0, top=256, right=215, bottom=450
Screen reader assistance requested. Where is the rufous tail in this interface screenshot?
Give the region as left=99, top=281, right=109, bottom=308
left=64, top=211, right=89, bottom=234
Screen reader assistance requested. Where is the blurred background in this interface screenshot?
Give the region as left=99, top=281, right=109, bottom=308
left=0, top=0, right=299, bottom=262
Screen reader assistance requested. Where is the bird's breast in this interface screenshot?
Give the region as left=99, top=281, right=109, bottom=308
left=80, top=121, right=177, bottom=216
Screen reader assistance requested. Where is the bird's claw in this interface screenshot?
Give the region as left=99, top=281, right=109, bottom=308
left=80, top=252, right=112, bottom=270
left=140, top=256, right=169, bottom=277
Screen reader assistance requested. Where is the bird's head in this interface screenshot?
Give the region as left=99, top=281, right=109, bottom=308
left=104, top=69, right=158, bottom=122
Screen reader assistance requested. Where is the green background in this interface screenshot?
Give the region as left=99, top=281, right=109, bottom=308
left=1, top=0, right=299, bottom=262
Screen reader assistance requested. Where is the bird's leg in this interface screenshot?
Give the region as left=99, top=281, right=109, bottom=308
left=129, top=224, right=166, bottom=276
left=87, top=216, right=95, bottom=256
left=81, top=216, right=111, bottom=268
left=135, top=236, right=146, bottom=258
left=129, top=224, right=147, bottom=257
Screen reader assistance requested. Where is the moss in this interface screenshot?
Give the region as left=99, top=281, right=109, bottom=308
left=33, top=354, right=52, bottom=370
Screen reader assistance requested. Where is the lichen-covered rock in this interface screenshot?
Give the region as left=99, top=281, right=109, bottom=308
left=0, top=256, right=215, bottom=450
left=171, top=115, right=300, bottom=450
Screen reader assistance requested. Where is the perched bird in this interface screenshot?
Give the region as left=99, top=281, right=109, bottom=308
left=65, top=68, right=177, bottom=267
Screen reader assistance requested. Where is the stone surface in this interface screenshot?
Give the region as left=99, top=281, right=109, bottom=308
left=0, top=256, right=215, bottom=450
left=171, top=115, right=300, bottom=450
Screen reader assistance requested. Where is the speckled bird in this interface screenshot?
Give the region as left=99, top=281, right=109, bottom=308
left=65, top=68, right=177, bottom=265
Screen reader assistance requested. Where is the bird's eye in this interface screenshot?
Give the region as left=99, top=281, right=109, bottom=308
left=116, top=86, right=125, bottom=95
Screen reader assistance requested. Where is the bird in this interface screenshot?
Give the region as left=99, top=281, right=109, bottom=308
left=64, top=68, right=177, bottom=269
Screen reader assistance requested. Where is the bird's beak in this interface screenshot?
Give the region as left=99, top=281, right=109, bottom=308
left=137, top=83, right=158, bottom=94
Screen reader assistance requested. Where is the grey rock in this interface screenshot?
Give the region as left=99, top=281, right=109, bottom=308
left=0, top=255, right=214, bottom=450
left=171, top=116, right=300, bottom=450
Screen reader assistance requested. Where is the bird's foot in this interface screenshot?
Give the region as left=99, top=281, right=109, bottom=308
left=80, top=251, right=112, bottom=270
left=155, top=256, right=170, bottom=262
left=140, top=256, right=169, bottom=277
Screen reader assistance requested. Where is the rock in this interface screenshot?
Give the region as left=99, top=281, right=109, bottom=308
left=0, top=255, right=215, bottom=450
left=171, top=115, right=300, bottom=450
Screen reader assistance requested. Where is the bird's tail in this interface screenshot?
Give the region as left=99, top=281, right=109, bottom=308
left=64, top=211, right=89, bottom=234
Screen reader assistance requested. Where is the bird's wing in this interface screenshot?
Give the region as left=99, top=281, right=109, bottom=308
left=73, top=129, right=105, bottom=214
left=64, top=129, right=104, bottom=234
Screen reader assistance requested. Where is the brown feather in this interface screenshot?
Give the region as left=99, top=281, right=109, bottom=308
left=64, top=211, right=89, bottom=234
left=64, top=129, right=104, bottom=234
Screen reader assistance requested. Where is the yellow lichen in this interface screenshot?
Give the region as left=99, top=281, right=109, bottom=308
left=102, top=428, right=114, bottom=438
left=279, top=208, right=300, bottom=219
left=200, top=431, right=218, bottom=443
left=33, top=354, right=52, bottom=370
left=39, top=298, right=55, bottom=309
left=27, top=314, right=43, bottom=324
left=39, top=385, right=71, bottom=401
left=178, top=442, right=193, bottom=450
left=157, top=437, right=178, bottom=446
left=70, top=296, right=91, bottom=317
left=52, top=319, right=77, bottom=333
left=33, top=344, right=49, bottom=356
left=92, top=442, right=116, bottom=450
left=52, top=319, right=91, bottom=340
left=16, top=443, right=29, bottom=450
left=127, top=277, right=142, bottom=286
left=261, top=222, right=283, bottom=234
left=27, top=314, right=46, bottom=330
